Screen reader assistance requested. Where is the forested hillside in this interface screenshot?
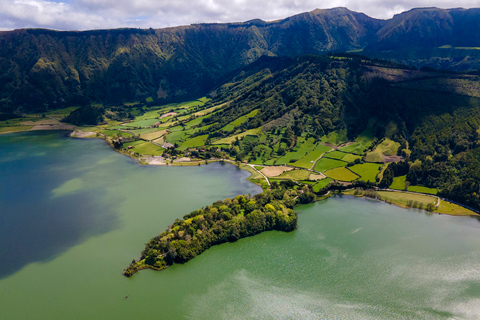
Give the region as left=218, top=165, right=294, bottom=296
left=1, top=7, right=480, bottom=114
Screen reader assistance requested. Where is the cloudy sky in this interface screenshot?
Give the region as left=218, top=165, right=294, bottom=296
left=0, top=0, right=479, bottom=31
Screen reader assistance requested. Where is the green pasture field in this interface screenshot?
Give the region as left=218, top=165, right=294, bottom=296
left=276, top=138, right=315, bottom=165
left=178, top=135, right=209, bottom=150
left=341, top=153, right=362, bottom=163
left=339, top=134, right=373, bottom=155
left=312, top=178, right=333, bottom=192
left=221, top=109, right=259, bottom=132
left=124, top=140, right=165, bottom=156
left=291, top=144, right=333, bottom=169
left=324, top=150, right=348, bottom=160
left=324, top=167, right=359, bottom=181
left=407, top=185, right=438, bottom=195
left=389, top=175, right=407, bottom=190
left=275, top=169, right=312, bottom=181
left=314, top=158, right=347, bottom=172
left=349, top=163, right=383, bottom=182
left=214, top=128, right=263, bottom=145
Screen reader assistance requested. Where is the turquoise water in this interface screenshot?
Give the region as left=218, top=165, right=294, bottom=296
left=1, top=131, right=480, bottom=319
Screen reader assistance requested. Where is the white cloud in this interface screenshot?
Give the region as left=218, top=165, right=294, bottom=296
left=0, top=0, right=479, bottom=31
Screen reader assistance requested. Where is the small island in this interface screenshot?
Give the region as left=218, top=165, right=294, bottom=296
left=123, top=181, right=314, bottom=277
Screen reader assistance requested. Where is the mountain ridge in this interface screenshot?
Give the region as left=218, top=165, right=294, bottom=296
left=1, top=7, right=480, bottom=113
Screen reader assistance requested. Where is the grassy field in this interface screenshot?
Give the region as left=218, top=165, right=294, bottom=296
left=130, top=128, right=158, bottom=135
left=324, top=131, right=348, bottom=145
left=0, top=125, right=34, bottom=133
left=324, top=150, right=348, bottom=160
left=166, top=130, right=190, bottom=144
left=101, top=129, right=133, bottom=138
left=141, top=129, right=167, bottom=141
left=221, top=109, right=259, bottom=132
left=124, top=140, right=165, bottom=156
left=276, top=138, right=316, bottom=165
left=339, top=134, right=373, bottom=155
left=408, top=185, right=437, bottom=195
left=389, top=175, right=407, bottom=190
left=349, top=163, right=382, bottom=182
left=341, top=153, right=362, bottom=163
left=375, top=191, right=436, bottom=208
left=314, top=158, right=348, bottom=172
left=324, top=167, right=359, bottom=181
left=364, top=152, right=384, bottom=162
left=178, top=135, right=209, bottom=150
left=312, top=178, right=333, bottom=192
left=373, top=138, right=401, bottom=156
left=436, top=201, right=478, bottom=216
left=291, top=144, right=333, bottom=169
left=275, top=169, right=312, bottom=181
left=214, top=127, right=263, bottom=145
left=123, top=118, right=159, bottom=128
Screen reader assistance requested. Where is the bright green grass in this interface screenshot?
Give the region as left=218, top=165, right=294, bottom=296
left=324, top=131, right=348, bottom=146
left=314, top=158, right=347, bottom=172
left=339, top=134, right=373, bottom=155
left=0, top=125, right=34, bottom=133
left=349, top=163, right=382, bottom=182
left=324, top=150, right=348, bottom=160
left=166, top=130, right=190, bottom=144
left=276, top=138, right=316, bottom=165
left=123, top=118, right=159, bottom=128
left=264, top=159, right=277, bottom=165
left=372, top=138, right=401, bottom=156
left=342, top=153, right=362, bottom=163
left=178, top=135, right=209, bottom=150
left=408, top=185, right=438, bottom=195
left=101, top=129, right=132, bottom=138
left=389, top=175, right=407, bottom=190
left=313, top=178, right=333, bottom=192
left=124, top=140, right=165, bottom=156
left=221, top=109, right=259, bottom=132
left=130, top=128, right=158, bottom=135
left=324, top=167, right=359, bottom=181
left=291, top=144, right=332, bottom=169
left=176, top=97, right=209, bottom=109
left=214, top=128, right=263, bottom=145
left=275, top=169, right=311, bottom=181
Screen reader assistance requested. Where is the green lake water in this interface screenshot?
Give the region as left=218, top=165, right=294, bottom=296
left=1, top=131, right=480, bottom=319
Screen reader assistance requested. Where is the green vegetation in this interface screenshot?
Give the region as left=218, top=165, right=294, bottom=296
left=339, top=134, right=373, bottom=155
left=389, top=175, right=407, bottom=190
left=124, top=140, right=165, bottom=156
left=275, top=169, right=312, bottom=181
left=124, top=183, right=315, bottom=277
left=341, top=153, right=361, bottom=163
left=349, top=163, right=382, bottom=182
left=313, top=178, right=333, bottom=192
left=408, top=186, right=437, bottom=195
left=314, top=158, right=347, bottom=172
left=324, top=151, right=348, bottom=160
left=291, top=144, right=332, bottom=169
left=221, top=109, right=259, bottom=132
left=324, top=167, right=359, bottom=181
left=178, top=135, right=209, bottom=150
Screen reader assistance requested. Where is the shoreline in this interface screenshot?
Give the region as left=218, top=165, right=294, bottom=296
left=3, top=126, right=479, bottom=217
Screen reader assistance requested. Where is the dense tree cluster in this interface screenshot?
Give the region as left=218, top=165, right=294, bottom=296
left=124, top=183, right=314, bottom=276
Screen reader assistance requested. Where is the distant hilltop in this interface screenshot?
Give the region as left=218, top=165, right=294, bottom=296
left=1, top=7, right=480, bottom=113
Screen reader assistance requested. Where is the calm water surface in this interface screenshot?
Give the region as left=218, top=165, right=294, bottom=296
left=1, top=131, right=480, bottom=319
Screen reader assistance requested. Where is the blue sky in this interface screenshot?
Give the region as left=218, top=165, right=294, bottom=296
left=0, top=0, right=479, bottom=31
